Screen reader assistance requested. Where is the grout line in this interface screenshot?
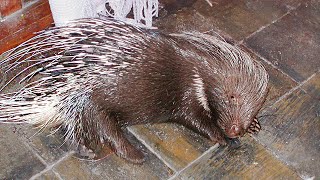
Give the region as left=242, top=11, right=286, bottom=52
left=272, top=72, right=316, bottom=105
left=21, top=139, right=48, bottom=166
left=249, top=74, right=319, bottom=178
left=250, top=73, right=318, bottom=177
left=240, top=3, right=301, bottom=44
left=52, top=169, right=64, bottom=180
left=249, top=135, right=304, bottom=178
left=29, top=151, right=75, bottom=180
left=168, top=144, right=220, bottom=180
left=235, top=3, right=302, bottom=92
left=127, top=127, right=178, bottom=172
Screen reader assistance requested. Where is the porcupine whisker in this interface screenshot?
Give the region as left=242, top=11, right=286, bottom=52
left=27, top=115, right=55, bottom=139
left=55, top=130, right=71, bottom=149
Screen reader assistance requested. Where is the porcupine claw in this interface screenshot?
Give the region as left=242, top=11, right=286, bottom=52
left=247, top=117, right=261, bottom=135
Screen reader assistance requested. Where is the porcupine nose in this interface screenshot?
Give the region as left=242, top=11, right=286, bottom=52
left=227, top=124, right=243, bottom=138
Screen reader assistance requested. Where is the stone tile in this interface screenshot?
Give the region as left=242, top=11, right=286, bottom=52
left=53, top=132, right=174, bottom=180
left=156, top=0, right=301, bottom=41
left=0, top=124, right=46, bottom=179
left=196, top=0, right=303, bottom=41
left=156, top=8, right=224, bottom=35
left=34, top=170, right=60, bottom=180
left=255, top=73, right=320, bottom=178
left=159, top=0, right=197, bottom=16
left=245, top=1, right=320, bottom=82
left=128, top=123, right=215, bottom=171
left=172, top=136, right=300, bottom=180
left=7, top=124, right=70, bottom=165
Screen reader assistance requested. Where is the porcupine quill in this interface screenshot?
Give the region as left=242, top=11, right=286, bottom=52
left=0, top=18, right=268, bottom=163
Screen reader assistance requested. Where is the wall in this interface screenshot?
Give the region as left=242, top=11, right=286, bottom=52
left=0, top=0, right=53, bottom=54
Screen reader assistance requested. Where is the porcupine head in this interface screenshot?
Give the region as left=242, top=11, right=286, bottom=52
left=174, top=33, right=269, bottom=141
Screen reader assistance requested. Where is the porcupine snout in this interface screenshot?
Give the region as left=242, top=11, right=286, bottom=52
left=225, top=124, right=245, bottom=138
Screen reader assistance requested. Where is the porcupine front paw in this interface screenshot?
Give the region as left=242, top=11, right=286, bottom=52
left=247, top=117, right=261, bottom=135
left=176, top=118, right=227, bottom=145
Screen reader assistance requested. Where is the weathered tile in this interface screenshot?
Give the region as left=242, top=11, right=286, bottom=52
left=53, top=132, right=174, bottom=180
left=173, top=136, right=300, bottom=180
left=128, top=123, right=215, bottom=171
left=159, top=0, right=196, bottom=16
left=256, top=73, right=320, bottom=178
left=34, top=170, right=60, bottom=180
left=245, top=1, right=320, bottom=82
left=156, top=9, right=220, bottom=33
left=196, top=0, right=303, bottom=41
left=0, top=124, right=46, bottom=179
left=19, top=126, right=70, bottom=164
left=156, top=0, right=301, bottom=41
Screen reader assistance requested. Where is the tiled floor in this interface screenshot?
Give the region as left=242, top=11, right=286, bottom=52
left=0, top=0, right=319, bottom=179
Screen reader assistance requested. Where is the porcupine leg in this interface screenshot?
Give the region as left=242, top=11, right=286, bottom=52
left=180, top=120, right=241, bottom=147
left=175, top=118, right=227, bottom=145
left=100, top=112, right=145, bottom=164
left=190, top=123, right=227, bottom=145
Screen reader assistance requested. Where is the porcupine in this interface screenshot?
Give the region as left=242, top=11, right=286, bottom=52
left=0, top=18, right=268, bottom=164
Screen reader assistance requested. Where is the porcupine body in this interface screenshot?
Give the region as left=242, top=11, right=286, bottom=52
left=0, top=18, right=268, bottom=163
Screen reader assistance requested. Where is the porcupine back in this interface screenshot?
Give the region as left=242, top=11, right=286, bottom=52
left=0, top=19, right=152, bottom=137
left=0, top=18, right=269, bottom=147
